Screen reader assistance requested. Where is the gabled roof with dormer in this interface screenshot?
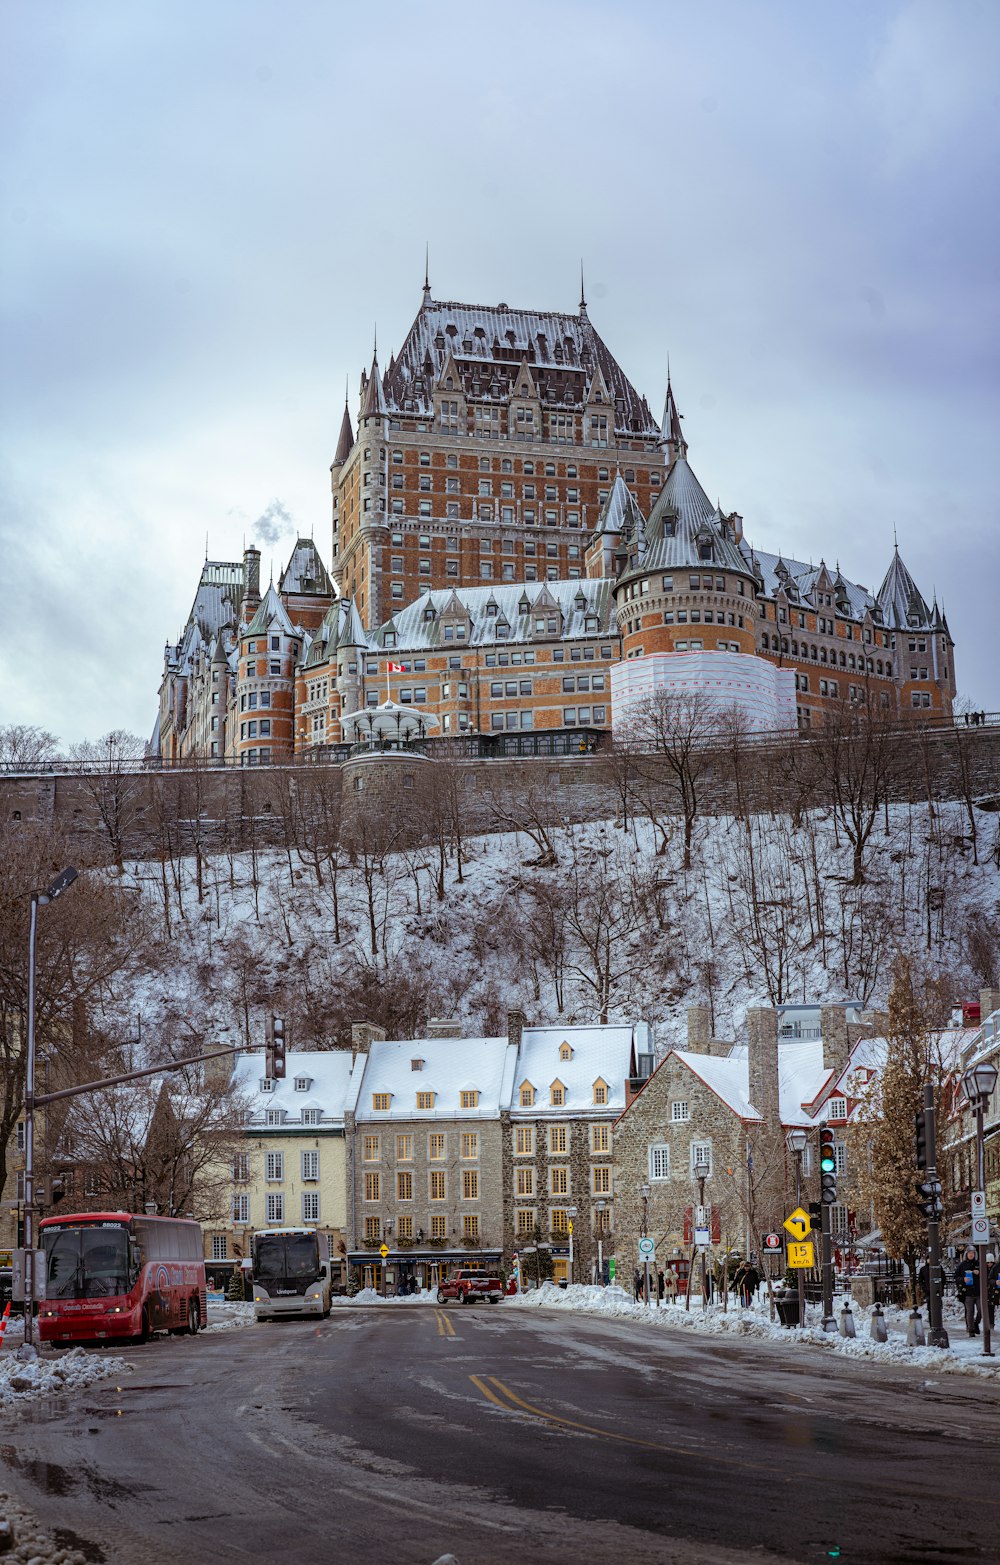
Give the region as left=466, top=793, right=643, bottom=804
left=279, top=539, right=333, bottom=598
left=245, top=583, right=296, bottom=638
left=372, top=579, right=614, bottom=652
left=592, top=471, right=646, bottom=540
left=614, top=454, right=748, bottom=577
left=876, top=546, right=934, bottom=631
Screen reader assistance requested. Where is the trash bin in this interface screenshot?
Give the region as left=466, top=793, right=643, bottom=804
left=775, top=1292, right=801, bottom=1328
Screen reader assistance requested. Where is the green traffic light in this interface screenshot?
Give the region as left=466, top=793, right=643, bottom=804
left=820, top=1155, right=836, bottom=1172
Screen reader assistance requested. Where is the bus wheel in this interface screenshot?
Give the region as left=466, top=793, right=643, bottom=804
left=187, top=1300, right=200, bottom=1336
left=140, top=1308, right=151, bottom=1343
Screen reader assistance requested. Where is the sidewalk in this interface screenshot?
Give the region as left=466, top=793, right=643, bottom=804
left=503, top=1283, right=1000, bottom=1379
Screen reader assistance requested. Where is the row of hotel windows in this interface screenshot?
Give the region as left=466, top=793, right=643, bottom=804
left=390, top=541, right=587, bottom=569
left=363, top=1214, right=480, bottom=1241
left=762, top=635, right=895, bottom=675
left=624, top=574, right=745, bottom=600
left=359, top=1126, right=612, bottom=1159
left=384, top=452, right=652, bottom=486
left=662, top=611, right=746, bottom=628
left=234, top=1193, right=321, bottom=1224
left=362, top=1166, right=614, bottom=1202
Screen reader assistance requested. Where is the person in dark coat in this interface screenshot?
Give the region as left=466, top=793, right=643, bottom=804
left=657, top=1268, right=666, bottom=1305
left=917, top=1259, right=930, bottom=1304
left=634, top=1267, right=643, bottom=1302
left=987, top=1254, right=1000, bottom=1330
left=955, top=1247, right=981, bottom=1335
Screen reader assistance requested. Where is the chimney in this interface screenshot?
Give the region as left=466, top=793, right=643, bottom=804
left=351, top=1021, right=386, bottom=1064
left=686, top=1006, right=711, bottom=1055
left=507, top=1008, right=525, bottom=1051
left=243, top=546, right=261, bottom=612
left=820, top=1005, right=851, bottom=1080
left=980, top=988, right=1000, bottom=1023
left=747, top=1008, right=779, bottom=1125
left=427, top=1018, right=463, bottom=1038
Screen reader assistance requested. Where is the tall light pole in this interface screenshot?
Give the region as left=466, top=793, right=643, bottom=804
left=640, top=1182, right=651, bottom=1304
left=786, top=1128, right=808, bottom=1328
left=567, top=1204, right=577, bottom=1284
left=961, top=1061, right=998, bottom=1359
left=695, top=1158, right=710, bottom=1309
left=595, top=1198, right=607, bottom=1285
left=23, top=866, right=78, bottom=1355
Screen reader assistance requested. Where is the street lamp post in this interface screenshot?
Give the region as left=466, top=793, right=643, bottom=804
left=567, top=1205, right=577, bottom=1284
left=961, top=1061, right=999, bottom=1359
left=22, top=866, right=78, bottom=1355
left=640, top=1182, right=651, bottom=1304
left=695, top=1158, right=710, bottom=1308
left=786, top=1128, right=808, bottom=1328
left=595, top=1199, right=607, bottom=1285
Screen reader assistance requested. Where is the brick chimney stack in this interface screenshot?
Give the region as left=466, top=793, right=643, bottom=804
left=686, top=1006, right=711, bottom=1055
left=747, top=1008, right=779, bottom=1125
left=507, top=1008, right=525, bottom=1051
left=351, top=1021, right=386, bottom=1065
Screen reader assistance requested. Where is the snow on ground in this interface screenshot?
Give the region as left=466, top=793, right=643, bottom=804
left=203, top=1295, right=256, bottom=1331
left=504, top=1284, right=1000, bottom=1379
left=0, top=1344, right=133, bottom=1412
left=0, top=1488, right=95, bottom=1565
left=332, top=1287, right=438, bottom=1306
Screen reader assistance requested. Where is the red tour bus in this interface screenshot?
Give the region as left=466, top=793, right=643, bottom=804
left=38, top=1211, right=207, bottom=1345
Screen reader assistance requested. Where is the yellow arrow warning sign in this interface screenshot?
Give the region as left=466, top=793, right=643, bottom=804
left=783, top=1207, right=812, bottom=1242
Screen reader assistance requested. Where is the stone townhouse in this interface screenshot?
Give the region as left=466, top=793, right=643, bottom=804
left=612, top=1004, right=875, bottom=1288
left=209, top=1048, right=361, bottom=1289
left=504, top=1011, right=650, bottom=1284
left=345, top=1025, right=517, bottom=1292
left=941, top=991, right=1000, bottom=1237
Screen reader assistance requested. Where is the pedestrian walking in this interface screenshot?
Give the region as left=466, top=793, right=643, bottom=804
left=657, top=1268, right=665, bottom=1306
left=663, top=1267, right=677, bottom=1304
left=987, top=1254, right=1000, bottom=1330
left=955, top=1247, right=981, bottom=1335
left=634, top=1267, right=643, bottom=1302
left=742, top=1260, right=760, bottom=1307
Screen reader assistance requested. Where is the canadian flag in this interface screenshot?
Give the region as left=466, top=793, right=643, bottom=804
left=387, top=660, right=408, bottom=673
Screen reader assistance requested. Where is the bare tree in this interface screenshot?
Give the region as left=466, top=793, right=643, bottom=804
left=623, top=689, right=720, bottom=870
left=0, top=724, right=60, bottom=767
left=68, top=730, right=148, bottom=872
left=810, top=690, right=900, bottom=886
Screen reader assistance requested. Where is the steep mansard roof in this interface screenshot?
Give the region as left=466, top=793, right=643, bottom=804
left=303, top=596, right=369, bottom=669
left=373, top=578, right=615, bottom=652
left=380, top=294, right=660, bottom=438
left=592, top=471, right=646, bottom=538
left=164, top=559, right=242, bottom=672
left=876, top=546, right=934, bottom=631
left=615, top=454, right=749, bottom=577
left=279, top=538, right=333, bottom=597
left=747, top=550, right=879, bottom=621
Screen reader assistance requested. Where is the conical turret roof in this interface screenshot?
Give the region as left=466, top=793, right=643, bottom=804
left=359, top=351, right=387, bottom=421
left=876, top=547, right=932, bottom=630
left=333, top=401, right=354, bottom=466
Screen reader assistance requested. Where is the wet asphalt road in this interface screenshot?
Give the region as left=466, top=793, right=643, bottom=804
left=3, top=1304, right=999, bottom=1565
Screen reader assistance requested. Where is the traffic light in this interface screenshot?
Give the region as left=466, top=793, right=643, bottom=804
left=265, top=1014, right=287, bottom=1080
left=916, top=1177, right=943, bottom=1219
left=50, top=1176, right=67, bottom=1205
left=915, top=1109, right=928, bottom=1171
left=808, top=1201, right=823, bottom=1229
left=819, top=1126, right=837, bottom=1205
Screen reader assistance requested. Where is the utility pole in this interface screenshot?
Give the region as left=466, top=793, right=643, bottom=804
left=916, top=1083, right=949, bottom=1349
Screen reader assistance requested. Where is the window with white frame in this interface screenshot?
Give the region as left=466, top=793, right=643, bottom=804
left=266, top=1193, right=284, bottom=1223
left=649, top=1144, right=670, bottom=1181
left=302, top=1108, right=321, bottom=1126
left=232, top=1152, right=250, bottom=1183
left=301, top=1150, right=320, bottom=1181
left=690, top=1142, right=712, bottom=1176
left=302, top=1192, right=320, bottom=1223
left=671, top=1101, right=689, bottom=1122
left=834, top=1142, right=847, bottom=1175
left=828, top=1096, right=848, bottom=1121
left=265, top=1151, right=283, bottom=1182
left=232, top=1194, right=249, bottom=1223
left=211, top=1235, right=228, bottom=1260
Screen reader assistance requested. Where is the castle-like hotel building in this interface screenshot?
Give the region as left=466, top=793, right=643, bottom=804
left=156, top=279, right=955, bottom=764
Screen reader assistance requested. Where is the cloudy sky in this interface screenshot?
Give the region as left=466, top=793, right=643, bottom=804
left=2, top=0, right=997, bottom=747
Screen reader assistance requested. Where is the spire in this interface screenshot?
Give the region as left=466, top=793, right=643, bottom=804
left=333, top=387, right=354, bottom=467
left=359, top=348, right=387, bottom=422
left=660, top=373, right=687, bottom=458
left=423, top=244, right=431, bottom=304
left=579, top=260, right=587, bottom=316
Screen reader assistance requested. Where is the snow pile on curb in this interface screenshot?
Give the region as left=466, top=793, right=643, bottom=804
left=0, top=1346, right=133, bottom=1410
left=332, top=1287, right=438, bottom=1306
left=503, top=1285, right=1000, bottom=1378
left=0, top=1489, right=93, bottom=1565
left=203, top=1297, right=256, bottom=1331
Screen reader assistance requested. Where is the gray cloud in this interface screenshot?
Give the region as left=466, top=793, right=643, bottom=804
left=252, top=499, right=296, bottom=547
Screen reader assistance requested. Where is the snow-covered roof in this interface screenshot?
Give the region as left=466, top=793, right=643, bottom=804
left=512, top=1022, right=647, bottom=1117
left=245, top=583, right=296, bottom=638
left=338, top=698, right=439, bottom=741
left=355, top=1037, right=518, bottom=1121
left=876, top=547, right=933, bottom=631
left=374, top=578, right=614, bottom=652
left=669, top=1038, right=831, bottom=1125
left=745, top=549, right=879, bottom=622
left=234, top=1049, right=359, bottom=1128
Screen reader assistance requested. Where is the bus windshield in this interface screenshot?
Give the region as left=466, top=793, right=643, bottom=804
left=254, top=1235, right=319, bottom=1282
left=43, top=1224, right=132, bottom=1300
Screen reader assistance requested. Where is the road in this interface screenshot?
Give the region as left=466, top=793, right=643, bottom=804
left=3, top=1304, right=999, bottom=1565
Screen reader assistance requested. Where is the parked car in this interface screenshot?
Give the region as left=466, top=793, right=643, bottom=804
left=436, top=1270, right=503, bottom=1305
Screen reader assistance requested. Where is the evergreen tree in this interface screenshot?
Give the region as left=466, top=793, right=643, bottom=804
left=226, top=1267, right=245, bottom=1302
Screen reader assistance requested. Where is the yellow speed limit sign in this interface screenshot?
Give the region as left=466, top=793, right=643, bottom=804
left=787, top=1240, right=815, bottom=1269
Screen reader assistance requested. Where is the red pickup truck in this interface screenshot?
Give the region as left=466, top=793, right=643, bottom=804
left=436, top=1270, right=503, bottom=1305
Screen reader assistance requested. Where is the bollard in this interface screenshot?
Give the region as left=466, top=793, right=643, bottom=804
left=839, top=1301, right=856, bottom=1339
left=0, top=1300, right=10, bottom=1349
left=906, top=1309, right=926, bottom=1348
left=870, top=1303, right=888, bottom=1343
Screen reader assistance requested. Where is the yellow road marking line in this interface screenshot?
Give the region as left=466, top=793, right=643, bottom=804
left=483, top=1376, right=690, bottom=1453
left=435, top=1309, right=456, bottom=1337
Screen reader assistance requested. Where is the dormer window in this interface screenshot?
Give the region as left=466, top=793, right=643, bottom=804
left=265, top=1108, right=286, bottom=1125
left=302, top=1109, right=321, bottom=1126
left=416, top=1091, right=435, bottom=1110
left=294, top=1077, right=312, bottom=1092
left=593, top=1079, right=609, bottom=1106
left=460, top=1090, right=480, bottom=1109
left=411, top=1058, right=425, bottom=1072
left=260, top=1077, right=275, bottom=1093
left=385, top=633, right=396, bottom=649
left=520, top=1082, right=535, bottom=1107
left=559, top=1042, right=573, bottom=1061
left=550, top=1080, right=566, bottom=1106
left=372, top=1093, right=391, bottom=1111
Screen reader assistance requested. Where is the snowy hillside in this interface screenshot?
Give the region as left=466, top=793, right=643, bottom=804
left=104, top=795, right=1000, bottom=1059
